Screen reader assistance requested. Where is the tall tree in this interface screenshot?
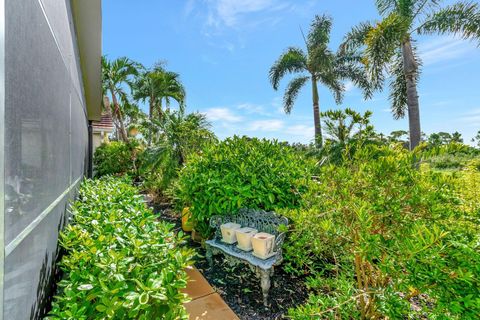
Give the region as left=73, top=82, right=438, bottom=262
left=134, top=64, right=186, bottom=144
left=451, top=131, right=463, bottom=143
left=269, top=15, right=373, bottom=148
left=342, top=1, right=480, bottom=150
left=102, top=56, right=139, bottom=142
left=134, top=65, right=185, bottom=121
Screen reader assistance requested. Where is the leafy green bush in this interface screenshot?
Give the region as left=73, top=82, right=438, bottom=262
left=175, top=136, right=315, bottom=236
left=94, top=141, right=142, bottom=177
left=417, top=142, right=480, bottom=171
left=48, top=177, right=194, bottom=319
left=282, top=144, right=480, bottom=319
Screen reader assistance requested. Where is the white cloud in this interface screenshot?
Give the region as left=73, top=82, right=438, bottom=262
left=204, top=108, right=243, bottom=122
left=419, top=36, right=476, bottom=66
left=207, top=0, right=279, bottom=27
left=247, top=119, right=284, bottom=131
left=286, top=124, right=314, bottom=140
left=237, top=103, right=269, bottom=115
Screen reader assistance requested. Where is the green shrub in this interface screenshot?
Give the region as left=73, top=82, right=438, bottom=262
left=175, top=136, right=315, bottom=237
left=48, top=177, right=194, bottom=320
left=283, top=144, right=480, bottom=319
left=94, top=141, right=141, bottom=177
left=418, top=142, right=480, bottom=171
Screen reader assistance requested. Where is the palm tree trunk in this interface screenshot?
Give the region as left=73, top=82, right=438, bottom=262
left=109, top=86, right=129, bottom=143
left=311, top=76, right=323, bottom=148
left=148, top=97, right=154, bottom=146
left=149, top=97, right=154, bottom=120
left=401, top=38, right=421, bottom=150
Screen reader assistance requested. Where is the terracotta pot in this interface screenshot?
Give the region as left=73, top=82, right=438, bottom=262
left=181, top=207, right=193, bottom=232
left=220, top=222, right=241, bottom=244
left=235, top=227, right=258, bottom=251
left=252, top=232, right=275, bottom=259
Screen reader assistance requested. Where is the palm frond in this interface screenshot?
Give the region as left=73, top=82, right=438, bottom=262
left=364, top=13, right=409, bottom=83
left=318, top=72, right=344, bottom=104
left=340, top=22, right=374, bottom=52
left=417, top=1, right=480, bottom=44
left=283, top=76, right=309, bottom=113
left=410, top=0, right=443, bottom=20
left=388, top=46, right=421, bottom=119
left=307, top=15, right=333, bottom=51
left=376, top=0, right=399, bottom=16
left=334, top=50, right=377, bottom=99
left=269, top=47, right=308, bottom=90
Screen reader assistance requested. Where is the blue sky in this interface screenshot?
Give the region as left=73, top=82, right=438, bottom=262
left=103, top=0, right=480, bottom=144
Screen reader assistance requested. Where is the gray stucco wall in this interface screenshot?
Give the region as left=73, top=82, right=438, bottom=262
left=2, top=0, right=89, bottom=318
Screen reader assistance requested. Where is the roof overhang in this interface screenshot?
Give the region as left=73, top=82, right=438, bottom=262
left=71, top=0, right=102, bottom=121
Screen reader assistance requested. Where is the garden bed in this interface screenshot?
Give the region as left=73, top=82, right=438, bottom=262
left=153, top=205, right=309, bottom=320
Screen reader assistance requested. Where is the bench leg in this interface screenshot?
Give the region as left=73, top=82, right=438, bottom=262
left=206, top=246, right=213, bottom=268
left=257, top=267, right=272, bottom=307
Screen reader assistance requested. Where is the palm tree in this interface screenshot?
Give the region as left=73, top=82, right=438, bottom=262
left=141, top=109, right=216, bottom=193
left=342, top=1, right=480, bottom=150
left=134, top=65, right=186, bottom=144
left=269, top=15, right=373, bottom=148
left=102, top=56, right=140, bottom=142
left=134, top=65, right=185, bottom=120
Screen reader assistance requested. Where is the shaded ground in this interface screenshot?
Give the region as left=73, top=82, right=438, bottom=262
left=152, top=204, right=309, bottom=320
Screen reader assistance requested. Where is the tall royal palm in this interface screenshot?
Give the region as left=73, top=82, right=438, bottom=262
left=342, top=1, right=480, bottom=150
left=269, top=15, right=372, bottom=148
left=102, top=56, right=139, bottom=142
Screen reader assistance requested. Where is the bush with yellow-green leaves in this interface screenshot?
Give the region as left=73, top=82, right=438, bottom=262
left=48, top=177, right=194, bottom=320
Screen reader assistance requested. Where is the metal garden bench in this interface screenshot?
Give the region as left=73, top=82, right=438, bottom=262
left=205, top=208, right=288, bottom=306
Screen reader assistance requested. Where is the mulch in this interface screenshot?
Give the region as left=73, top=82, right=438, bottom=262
left=151, top=203, right=309, bottom=320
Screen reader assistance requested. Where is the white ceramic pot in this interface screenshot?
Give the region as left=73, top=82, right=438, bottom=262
left=220, top=222, right=241, bottom=244
left=235, top=227, right=258, bottom=251
left=252, top=232, right=276, bottom=259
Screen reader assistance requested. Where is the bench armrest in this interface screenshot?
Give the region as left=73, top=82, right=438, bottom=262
left=274, top=232, right=286, bottom=252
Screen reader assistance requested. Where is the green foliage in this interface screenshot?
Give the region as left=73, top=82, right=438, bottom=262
left=287, top=274, right=360, bottom=319
left=102, top=56, right=141, bottom=142
left=93, top=141, right=142, bottom=177
left=139, top=110, right=216, bottom=199
left=269, top=14, right=372, bottom=147
left=133, top=63, right=185, bottom=121
left=473, top=130, right=480, bottom=147
left=175, top=136, right=315, bottom=237
left=48, top=177, right=194, bottom=319
left=322, top=108, right=374, bottom=144
left=419, top=141, right=480, bottom=171
left=283, top=144, right=480, bottom=319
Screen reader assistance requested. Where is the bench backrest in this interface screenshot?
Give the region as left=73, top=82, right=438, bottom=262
left=210, top=208, right=288, bottom=241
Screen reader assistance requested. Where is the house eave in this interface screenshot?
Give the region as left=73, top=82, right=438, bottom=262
left=71, top=0, right=102, bottom=121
